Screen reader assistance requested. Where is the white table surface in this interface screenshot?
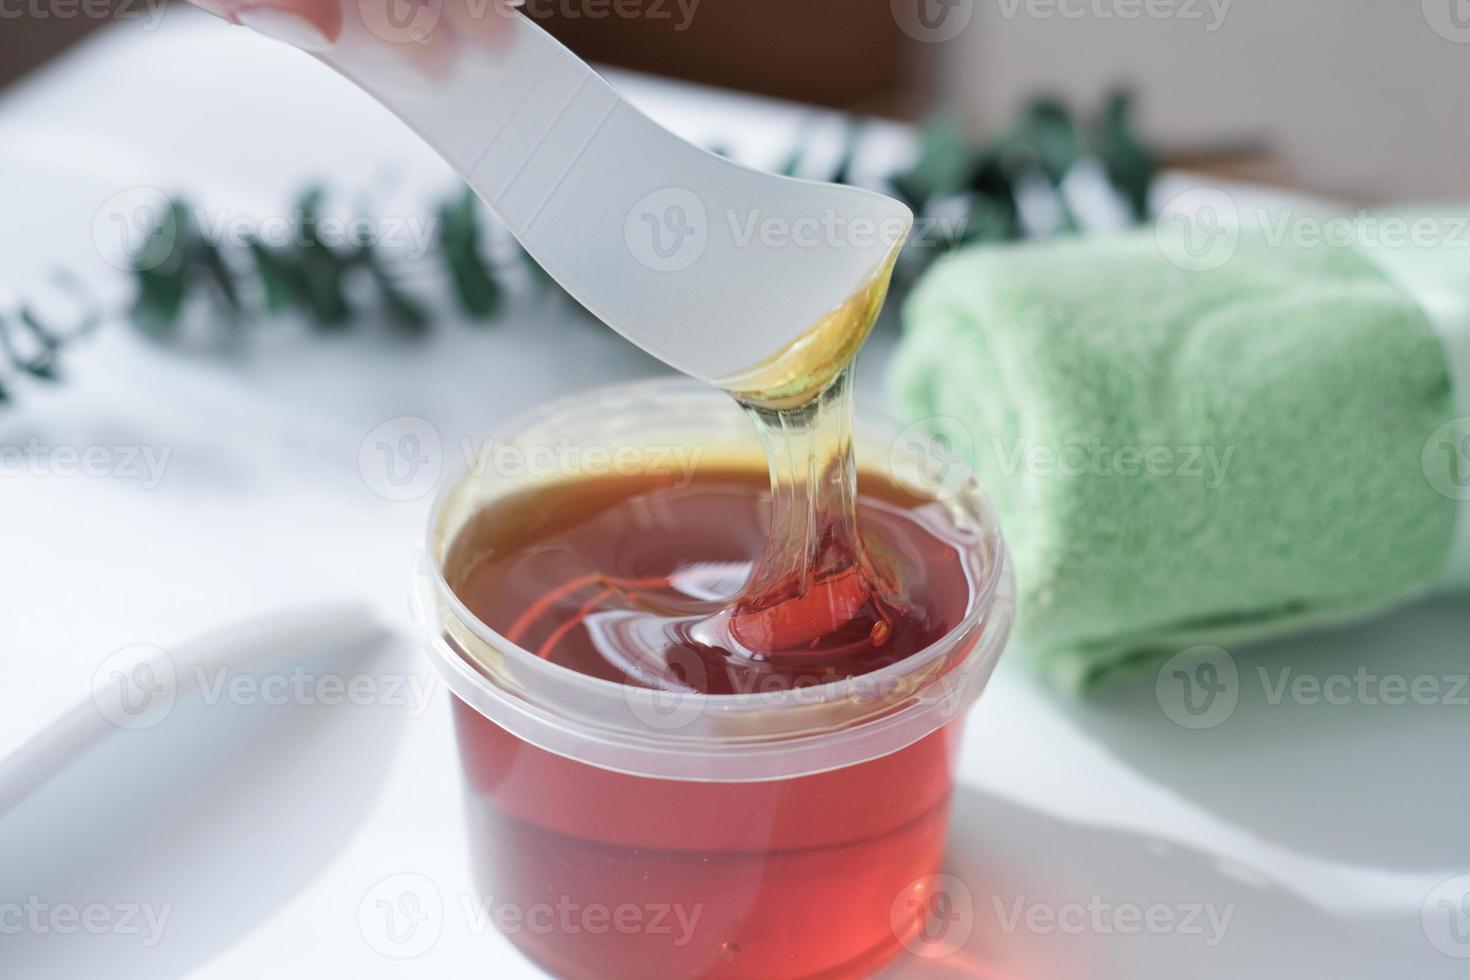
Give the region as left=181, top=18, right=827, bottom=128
left=1, top=12, right=1467, bottom=979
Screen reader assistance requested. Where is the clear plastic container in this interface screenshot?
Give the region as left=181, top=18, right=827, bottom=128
left=417, top=380, right=1013, bottom=979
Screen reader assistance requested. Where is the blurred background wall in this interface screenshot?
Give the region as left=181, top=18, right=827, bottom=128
left=2, top=0, right=1466, bottom=200
left=0, top=13, right=100, bottom=86
left=935, top=0, right=1470, bottom=199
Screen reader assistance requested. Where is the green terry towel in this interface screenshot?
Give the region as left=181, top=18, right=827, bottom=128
left=888, top=221, right=1465, bottom=691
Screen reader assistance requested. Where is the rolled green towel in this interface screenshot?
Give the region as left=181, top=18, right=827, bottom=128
left=888, top=219, right=1468, bottom=691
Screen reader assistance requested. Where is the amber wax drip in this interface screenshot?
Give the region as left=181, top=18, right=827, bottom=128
left=720, top=249, right=917, bottom=662
left=728, top=365, right=911, bottom=659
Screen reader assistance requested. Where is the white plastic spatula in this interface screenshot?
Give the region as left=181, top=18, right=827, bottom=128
left=238, top=8, right=912, bottom=384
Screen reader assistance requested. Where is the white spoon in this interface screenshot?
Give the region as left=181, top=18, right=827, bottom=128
left=234, top=7, right=912, bottom=386
left=0, top=604, right=389, bottom=816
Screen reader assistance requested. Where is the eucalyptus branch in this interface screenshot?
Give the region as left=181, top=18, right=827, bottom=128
left=0, top=94, right=1154, bottom=407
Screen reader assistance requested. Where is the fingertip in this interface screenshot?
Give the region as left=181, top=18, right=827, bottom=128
left=443, top=0, right=521, bottom=52
left=237, top=7, right=335, bottom=50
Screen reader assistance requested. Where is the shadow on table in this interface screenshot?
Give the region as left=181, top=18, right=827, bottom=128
left=879, top=785, right=1444, bottom=980
left=0, top=626, right=407, bottom=978
left=1058, top=595, right=1470, bottom=872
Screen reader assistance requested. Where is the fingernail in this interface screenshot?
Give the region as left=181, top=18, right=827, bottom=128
left=236, top=6, right=334, bottom=51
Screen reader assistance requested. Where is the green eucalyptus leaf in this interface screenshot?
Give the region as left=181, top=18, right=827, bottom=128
left=1096, top=89, right=1155, bottom=220
left=965, top=148, right=1021, bottom=231
left=19, top=308, right=61, bottom=354
left=449, top=252, right=500, bottom=319
left=890, top=117, right=970, bottom=208
left=3, top=98, right=1159, bottom=411
left=0, top=312, right=58, bottom=380
left=438, top=189, right=501, bottom=319
left=1015, top=98, right=1079, bottom=184
left=196, top=237, right=241, bottom=319
left=374, top=271, right=430, bottom=332
left=354, top=218, right=431, bottom=333
left=774, top=139, right=805, bottom=178
left=298, top=246, right=351, bottom=327
left=827, top=119, right=862, bottom=186
left=291, top=189, right=352, bottom=327
left=247, top=239, right=304, bottom=314
left=130, top=200, right=188, bottom=278
left=130, top=265, right=186, bottom=334
left=959, top=193, right=1019, bottom=244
